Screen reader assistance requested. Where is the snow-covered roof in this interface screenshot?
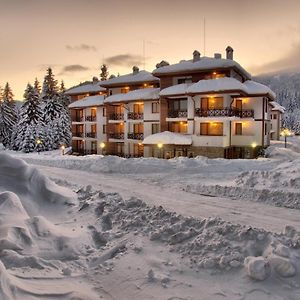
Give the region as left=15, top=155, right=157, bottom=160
left=104, top=88, right=160, bottom=104
left=143, top=131, right=192, bottom=145
left=160, top=83, right=192, bottom=97
left=153, top=57, right=251, bottom=80
left=243, top=80, right=276, bottom=99
left=187, top=78, right=246, bottom=95
left=269, top=101, right=285, bottom=113
left=159, top=78, right=275, bottom=100
left=100, top=71, right=159, bottom=87
left=65, top=82, right=106, bottom=95
left=69, top=95, right=105, bottom=108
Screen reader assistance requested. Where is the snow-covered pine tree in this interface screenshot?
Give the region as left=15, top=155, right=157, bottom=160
left=42, top=67, right=58, bottom=102
left=100, top=64, right=109, bottom=81
left=58, top=80, right=70, bottom=108
left=0, top=83, right=17, bottom=148
left=14, top=84, right=43, bottom=151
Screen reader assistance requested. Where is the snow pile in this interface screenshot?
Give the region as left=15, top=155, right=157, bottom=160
left=143, top=131, right=192, bottom=145
left=79, top=190, right=300, bottom=281
left=69, top=95, right=105, bottom=108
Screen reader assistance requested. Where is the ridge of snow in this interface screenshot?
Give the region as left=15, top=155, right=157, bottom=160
left=69, top=95, right=105, bottom=108
left=159, top=83, right=192, bottom=97
left=269, top=101, right=285, bottom=113
left=143, top=131, right=192, bottom=145
left=243, top=80, right=276, bottom=99
left=65, top=83, right=106, bottom=95
left=104, top=88, right=160, bottom=103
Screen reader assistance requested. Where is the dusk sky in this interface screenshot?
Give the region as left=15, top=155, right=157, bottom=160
left=1, top=0, right=300, bottom=99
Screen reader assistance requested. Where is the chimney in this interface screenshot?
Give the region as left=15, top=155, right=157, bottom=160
left=226, top=46, right=234, bottom=60
left=156, top=60, right=170, bottom=68
left=92, top=76, right=98, bottom=83
left=214, top=53, right=222, bottom=59
left=193, top=50, right=201, bottom=62
left=132, top=66, right=139, bottom=74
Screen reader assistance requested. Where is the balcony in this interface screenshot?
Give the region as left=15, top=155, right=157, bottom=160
left=72, top=116, right=84, bottom=122
left=86, top=132, right=97, bottom=138
left=128, top=112, right=144, bottom=120
left=109, top=113, right=124, bottom=120
left=109, top=133, right=124, bottom=140
left=127, top=133, right=144, bottom=140
left=168, top=111, right=188, bottom=118
left=73, top=132, right=84, bottom=138
left=195, top=107, right=254, bottom=118
left=85, top=115, right=96, bottom=122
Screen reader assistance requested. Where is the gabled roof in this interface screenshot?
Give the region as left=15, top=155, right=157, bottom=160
left=65, top=82, right=106, bottom=95
left=269, top=101, right=285, bottom=113
left=153, top=56, right=251, bottom=80
left=69, top=95, right=105, bottom=108
left=104, top=88, right=160, bottom=104
left=143, top=131, right=192, bottom=145
left=159, top=78, right=275, bottom=100
left=100, top=71, right=159, bottom=87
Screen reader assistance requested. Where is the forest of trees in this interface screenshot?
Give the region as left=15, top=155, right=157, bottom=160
left=0, top=68, right=71, bottom=153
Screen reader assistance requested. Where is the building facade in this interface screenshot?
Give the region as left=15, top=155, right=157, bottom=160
left=68, top=47, right=282, bottom=159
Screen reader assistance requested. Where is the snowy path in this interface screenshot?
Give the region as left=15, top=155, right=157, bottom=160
left=33, top=164, right=300, bottom=233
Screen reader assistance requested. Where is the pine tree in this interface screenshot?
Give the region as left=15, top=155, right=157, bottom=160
left=100, top=64, right=109, bottom=81
left=21, top=124, right=36, bottom=153
left=34, top=78, right=41, bottom=96
left=2, top=82, right=14, bottom=102
left=58, top=80, right=70, bottom=108
left=42, top=67, right=58, bottom=102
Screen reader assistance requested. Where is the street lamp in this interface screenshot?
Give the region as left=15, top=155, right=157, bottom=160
left=36, top=139, right=42, bottom=155
left=100, top=142, right=106, bottom=155
left=60, top=145, right=65, bottom=155
left=280, top=128, right=292, bottom=148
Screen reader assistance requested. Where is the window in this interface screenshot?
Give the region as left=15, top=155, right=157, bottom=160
left=200, top=122, right=223, bottom=136
left=91, top=124, right=97, bottom=133
left=201, top=97, right=223, bottom=110
left=152, top=102, right=159, bottom=113
left=103, top=125, right=107, bottom=134
left=170, top=98, right=187, bottom=111
left=152, top=123, right=160, bottom=134
left=235, top=99, right=242, bottom=110
left=177, top=77, right=192, bottom=84
left=265, top=99, right=268, bottom=113
left=235, top=123, right=242, bottom=135
left=273, top=114, right=277, bottom=120
left=109, top=90, right=112, bottom=96
left=121, top=87, right=130, bottom=94
left=133, top=103, right=143, bottom=114
left=169, top=122, right=187, bottom=134
left=91, top=141, right=97, bottom=151
left=265, top=123, right=267, bottom=135
left=134, top=123, right=144, bottom=133
left=103, top=107, right=106, bottom=117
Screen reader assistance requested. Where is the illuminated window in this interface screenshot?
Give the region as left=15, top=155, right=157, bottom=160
left=121, top=87, right=130, bottom=93
left=235, top=123, right=242, bottom=135
left=200, top=122, right=223, bottom=136
left=201, top=97, right=223, bottom=109
left=169, top=122, right=187, bottom=134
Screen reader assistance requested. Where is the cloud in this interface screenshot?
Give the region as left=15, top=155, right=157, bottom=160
left=250, top=41, right=300, bottom=75
left=59, top=64, right=90, bottom=75
left=104, top=54, right=144, bottom=67
left=66, top=44, right=97, bottom=51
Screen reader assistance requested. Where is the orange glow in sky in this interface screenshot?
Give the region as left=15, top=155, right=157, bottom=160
left=1, top=0, right=300, bottom=99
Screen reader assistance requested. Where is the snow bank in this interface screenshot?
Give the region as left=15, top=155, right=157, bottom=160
left=143, top=131, right=192, bottom=145
left=69, top=95, right=105, bottom=108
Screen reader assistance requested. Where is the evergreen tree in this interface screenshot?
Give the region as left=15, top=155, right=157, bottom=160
left=2, top=82, right=14, bottom=102
left=100, top=64, right=109, bottom=81
left=58, top=80, right=70, bottom=108
left=42, top=67, right=58, bottom=102
left=21, top=124, right=36, bottom=153
left=34, top=78, right=41, bottom=96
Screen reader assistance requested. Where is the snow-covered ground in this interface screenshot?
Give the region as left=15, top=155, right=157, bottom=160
left=0, top=136, right=300, bottom=299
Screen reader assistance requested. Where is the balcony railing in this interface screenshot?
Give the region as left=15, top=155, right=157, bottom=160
left=109, top=113, right=124, bottom=120
left=168, top=111, right=188, bottom=118
left=195, top=107, right=254, bottom=118
left=127, top=133, right=144, bottom=140
left=73, top=132, right=84, bottom=137
left=72, top=116, right=84, bottom=122
left=128, top=112, right=144, bottom=120
left=109, top=133, right=124, bottom=139
left=86, top=132, right=97, bottom=138
left=85, top=115, right=97, bottom=122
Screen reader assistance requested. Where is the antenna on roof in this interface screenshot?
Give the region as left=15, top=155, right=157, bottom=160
left=203, top=18, right=206, bottom=56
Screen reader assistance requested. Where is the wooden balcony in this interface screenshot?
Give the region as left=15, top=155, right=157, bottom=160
left=195, top=107, right=254, bottom=118
left=86, top=132, right=97, bottom=138
left=72, top=116, right=84, bottom=122
left=168, top=111, right=188, bottom=118
left=128, top=112, right=144, bottom=120
left=127, top=133, right=144, bottom=140
left=109, top=133, right=125, bottom=139
left=109, top=113, right=124, bottom=120
left=85, top=115, right=97, bottom=122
